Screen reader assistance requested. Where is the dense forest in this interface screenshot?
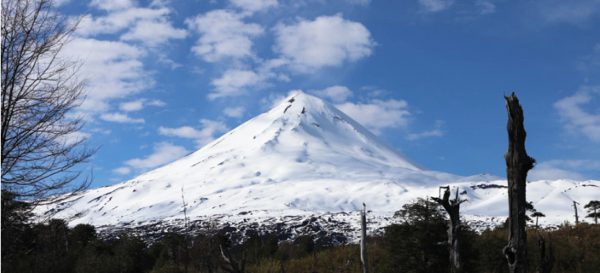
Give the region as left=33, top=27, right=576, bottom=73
left=3, top=195, right=600, bottom=273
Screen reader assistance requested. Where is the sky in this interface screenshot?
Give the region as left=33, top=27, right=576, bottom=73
left=53, top=0, right=600, bottom=188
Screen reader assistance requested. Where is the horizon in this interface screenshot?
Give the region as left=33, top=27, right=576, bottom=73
left=51, top=0, right=599, bottom=188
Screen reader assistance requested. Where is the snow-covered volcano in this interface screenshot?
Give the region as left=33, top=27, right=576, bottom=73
left=37, top=91, right=599, bottom=234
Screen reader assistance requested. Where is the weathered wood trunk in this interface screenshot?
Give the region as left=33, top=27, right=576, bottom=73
left=360, top=203, right=369, bottom=273
left=432, top=187, right=464, bottom=273
left=573, top=201, right=579, bottom=225
left=536, top=235, right=555, bottom=273
left=503, top=93, right=535, bottom=273
left=220, top=245, right=245, bottom=273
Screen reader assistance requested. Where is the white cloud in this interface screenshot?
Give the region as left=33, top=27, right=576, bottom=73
left=125, top=142, right=189, bottom=170
left=224, top=106, right=246, bottom=118
left=63, top=38, right=151, bottom=113
left=56, top=131, right=91, bottom=146
left=186, top=10, right=264, bottom=62
left=230, top=0, right=278, bottom=13
left=407, top=121, right=445, bottom=140
left=418, top=0, right=454, bottom=13
left=100, top=112, right=145, bottom=123
left=159, top=119, right=229, bottom=147
left=554, top=86, right=600, bottom=142
left=336, top=99, right=411, bottom=133
left=78, top=5, right=186, bottom=46
left=119, top=99, right=166, bottom=112
left=537, top=0, right=600, bottom=25
left=112, top=166, right=131, bottom=175
left=529, top=160, right=600, bottom=180
left=90, top=0, right=134, bottom=11
left=210, top=69, right=263, bottom=99
left=78, top=8, right=166, bottom=36
left=313, top=85, right=353, bottom=103
left=475, top=0, right=496, bottom=15
left=120, top=16, right=187, bottom=46
left=274, top=14, right=374, bottom=71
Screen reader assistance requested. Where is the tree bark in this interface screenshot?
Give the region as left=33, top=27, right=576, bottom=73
left=432, top=186, right=464, bottom=273
left=360, top=203, right=368, bottom=273
left=503, top=93, right=535, bottom=273
left=536, top=234, right=554, bottom=273
left=573, top=201, right=579, bottom=225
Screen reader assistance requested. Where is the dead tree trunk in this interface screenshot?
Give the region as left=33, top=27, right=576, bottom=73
left=360, top=203, right=369, bottom=273
left=503, top=93, right=535, bottom=273
left=432, top=186, right=465, bottom=273
left=572, top=201, right=579, bottom=225
left=536, top=234, right=554, bottom=273
left=220, top=245, right=246, bottom=273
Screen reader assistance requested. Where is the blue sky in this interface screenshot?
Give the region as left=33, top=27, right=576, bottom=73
left=55, top=0, right=600, bottom=188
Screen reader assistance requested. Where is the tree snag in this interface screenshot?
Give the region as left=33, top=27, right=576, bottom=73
left=360, top=203, right=369, bottom=273
left=220, top=245, right=246, bottom=273
left=572, top=201, right=579, bottom=225
left=432, top=186, right=466, bottom=273
left=503, top=93, right=535, bottom=273
left=536, top=234, right=554, bottom=273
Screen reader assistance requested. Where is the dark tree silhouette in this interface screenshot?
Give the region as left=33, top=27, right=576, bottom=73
left=1, top=0, right=94, bottom=206
left=531, top=211, right=545, bottom=228
left=503, top=93, right=535, bottom=273
left=584, top=200, right=600, bottom=224
left=432, top=186, right=466, bottom=273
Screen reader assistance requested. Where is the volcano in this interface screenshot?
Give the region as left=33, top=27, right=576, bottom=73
left=37, top=91, right=599, bottom=237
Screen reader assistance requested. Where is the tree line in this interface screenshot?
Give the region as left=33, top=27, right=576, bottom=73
left=2, top=195, right=600, bottom=273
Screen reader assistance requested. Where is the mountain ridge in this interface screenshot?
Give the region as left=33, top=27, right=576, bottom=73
left=36, top=91, right=600, bottom=238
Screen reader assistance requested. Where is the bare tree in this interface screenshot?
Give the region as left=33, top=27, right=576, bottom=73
left=503, top=93, right=535, bottom=273
left=432, top=186, right=466, bottom=273
left=220, top=245, right=246, bottom=273
left=1, top=0, right=93, bottom=205
left=360, top=203, right=368, bottom=273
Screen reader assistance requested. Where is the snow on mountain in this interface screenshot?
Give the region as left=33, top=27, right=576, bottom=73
left=36, top=91, right=599, bottom=238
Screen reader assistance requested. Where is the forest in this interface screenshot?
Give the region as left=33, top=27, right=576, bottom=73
left=3, top=194, right=600, bottom=273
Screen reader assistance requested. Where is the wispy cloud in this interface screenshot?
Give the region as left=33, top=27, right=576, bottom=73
left=229, top=0, right=278, bottom=14
left=100, top=112, right=145, bottom=123
left=313, top=85, right=353, bottom=103
left=407, top=121, right=445, bottom=140
left=78, top=3, right=186, bottom=46
left=159, top=119, right=229, bottom=147
left=418, top=0, right=454, bottom=13
left=119, top=99, right=166, bottom=112
left=536, top=0, right=600, bottom=25
left=62, top=37, right=152, bottom=118
left=125, top=142, right=189, bottom=170
left=475, top=0, right=496, bottom=15
left=112, top=166, right=132, bottom=175
left=529, top=159, right=600, bottom=180
left=223, top=106, right=246, bottom=118
left=554, top=85, right=600, bottom=142
left=337, top=99, right=411, bottom=134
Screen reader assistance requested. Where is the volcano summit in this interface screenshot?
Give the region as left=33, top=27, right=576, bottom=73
left=37, top=91, right=599, bottom=238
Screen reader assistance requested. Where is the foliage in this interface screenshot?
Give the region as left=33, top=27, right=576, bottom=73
left=2, top=200, right=600, bottom=273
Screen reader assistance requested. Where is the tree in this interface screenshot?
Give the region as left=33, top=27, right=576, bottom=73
left=432, top=186, right=467, bottom=273
left=384, top=199, right=449, bottom=273
left=1, top=0, right=93, bottom=205
left=503, top=93, right=535, bottom=273
left=584, top=200, right=600, bottom=224
left=531, top=211, right=545, bottom=228
left=360, top=203, right=369, bottom=273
